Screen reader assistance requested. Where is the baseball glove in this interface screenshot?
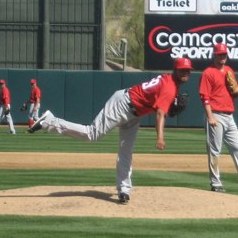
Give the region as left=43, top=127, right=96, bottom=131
left=226, top=71, right=238, bottom=96
left=168, top=93, right=189, bottom=117
left=20, top=102, right=28, bottom=111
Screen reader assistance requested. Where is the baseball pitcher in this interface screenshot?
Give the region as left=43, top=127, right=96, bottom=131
left=28, top=58, right=193, bottom=204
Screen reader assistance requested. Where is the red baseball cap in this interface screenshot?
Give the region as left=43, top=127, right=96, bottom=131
left=213, top=43, right=227, bottom=55
left=30, top=79, right=37, bottom=84
left=0, top=79, right=6, bottom=84
left=174, top=58, right=193, bottom=70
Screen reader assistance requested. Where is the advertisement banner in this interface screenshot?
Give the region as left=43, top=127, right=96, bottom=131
left=144, top=0, right=238, bottom=70
left=145, top=0, right=238, bottom=15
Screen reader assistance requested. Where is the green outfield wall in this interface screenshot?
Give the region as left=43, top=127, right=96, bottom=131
left=0, top=69, right=227, bottom=128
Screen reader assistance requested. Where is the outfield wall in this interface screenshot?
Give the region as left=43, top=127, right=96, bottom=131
left=0, top=69, right=226, bottom=127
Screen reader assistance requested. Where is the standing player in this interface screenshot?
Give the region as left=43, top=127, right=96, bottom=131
left=0, top=79, right=16, bottom=134
left=29, top=58, right=193, bottom=204
left=199, top=43, right=238, bottom=192
left=23, top=79, right=41, bottom=128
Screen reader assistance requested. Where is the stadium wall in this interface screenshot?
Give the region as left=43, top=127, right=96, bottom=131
left=0, top=69, right=215, bottom=127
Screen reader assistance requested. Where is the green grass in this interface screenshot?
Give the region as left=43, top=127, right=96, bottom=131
left=0, top=169, right=237, bottom=194
left=0, top=126, right=217, bottom=154
left=0, top=126, right=236, bottom=237
left=0, top=216, right=238, bottom=238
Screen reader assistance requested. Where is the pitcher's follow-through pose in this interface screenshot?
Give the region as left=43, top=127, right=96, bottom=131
left=199, top=43, right=238, bottom=193
left=29, top=57, right=193, bottom=204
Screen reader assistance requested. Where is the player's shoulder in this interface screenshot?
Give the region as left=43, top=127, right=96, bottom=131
left=160, top=73, right=173, bottom=81
left=202, top=65, right=219, bottom=75
left=224, top=65, right=234, bottom=72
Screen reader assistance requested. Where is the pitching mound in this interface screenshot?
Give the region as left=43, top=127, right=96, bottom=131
left=1, top=186, right=238, bottom=219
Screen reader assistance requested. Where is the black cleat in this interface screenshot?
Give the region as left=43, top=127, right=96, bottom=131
left=211, top=186, right=225, bottom=193
left=118, top=193, right=130, bottom=204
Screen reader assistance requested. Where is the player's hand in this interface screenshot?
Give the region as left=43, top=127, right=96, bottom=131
left=208, top=117, right=218, bottom=127
left=156, top=138, right=165, bottom=150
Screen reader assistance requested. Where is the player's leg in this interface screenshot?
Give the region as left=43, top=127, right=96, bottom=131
left=5, top=106, right=16, bottom=134
left=6, top=114, right=16, bottom=134
left=223, top=115, right=238, bottom=172
left=116, top=118, right=140, bottom=204
left=206, top=115, right=224, bottom=190
left=29, top=89, right=134, bottom=142
left=32, top=103, right=40, bottom=121
left=28, top=103, right=35, bottom=128
left=0, top=106, right=3, bottom=122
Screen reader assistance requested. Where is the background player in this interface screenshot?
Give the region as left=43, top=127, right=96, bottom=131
left=29, top=58, right=193, bottom=204
left=199, top=43, right=238, bottom=192
left=0, top=79, right=16, bottom=134
left=23, top=79, right=41, bottom=128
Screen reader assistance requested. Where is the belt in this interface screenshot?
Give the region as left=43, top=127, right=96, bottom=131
left=124, top=89, right=138, bottom=116
left=212, top=111, right=232, bottom=115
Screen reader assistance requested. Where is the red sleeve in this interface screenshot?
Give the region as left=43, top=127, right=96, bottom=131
left=2, top=88, right=10, bottom=105
left=199, top=70, right=211, bottom=105
left=34, top=87, right=41, bottom=99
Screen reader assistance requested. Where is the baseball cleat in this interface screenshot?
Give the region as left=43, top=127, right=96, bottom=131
left=28, top=110, right=53, bottom=133
left=211, top=186, right=225, bottom=193
left=118, top=193, right=130, bottom=204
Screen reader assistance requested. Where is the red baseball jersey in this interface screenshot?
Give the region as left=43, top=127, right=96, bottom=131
left=0, top=86, right=11, bottom=105
left=199, top=65, right=235, bottom=112
left=30, top=86, right=41, bottom=103
left=128, top=74, right=179, bottom=116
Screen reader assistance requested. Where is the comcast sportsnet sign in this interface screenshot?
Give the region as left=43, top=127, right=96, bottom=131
left=149, top=23, right=238, bottom=59
left=144, top=0, right=238, bottom=70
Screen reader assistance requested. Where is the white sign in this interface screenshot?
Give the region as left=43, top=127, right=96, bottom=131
left=149, top=0, right=196, bottom=12
left=145, top=0, right=238, bottom=15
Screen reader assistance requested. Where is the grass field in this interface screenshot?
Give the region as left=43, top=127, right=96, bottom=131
left=0, top=126, right=210, bottom=153
left=0, top=126, right=237, bottom=238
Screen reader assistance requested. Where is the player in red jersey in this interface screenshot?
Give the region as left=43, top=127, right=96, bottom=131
left=0, top=79, right=16, bottom=134
left=29, top=57, right=193, bottom=204
left=25, top=79, right=41, bottom=128
left=199, top=43, right=238, bottom=193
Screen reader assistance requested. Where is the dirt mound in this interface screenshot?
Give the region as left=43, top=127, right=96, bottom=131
left=1, top=186, right=238, bottom=219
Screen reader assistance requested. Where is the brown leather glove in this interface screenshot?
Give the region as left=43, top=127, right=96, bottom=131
left=226, top=71, right=238, bottom=96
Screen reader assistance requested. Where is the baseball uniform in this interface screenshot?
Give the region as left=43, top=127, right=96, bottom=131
left=0, top=80, right=16, bottom=134
left=33, top=74, right=178, bottom=196
left=29, top=57, right=193, bottom=203
left=200, top=45, right=238, bottom=191
left=28, top=79, right=41, bottom=127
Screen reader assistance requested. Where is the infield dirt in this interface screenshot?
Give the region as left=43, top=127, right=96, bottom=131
left=0, top=152, right=237, bottom=219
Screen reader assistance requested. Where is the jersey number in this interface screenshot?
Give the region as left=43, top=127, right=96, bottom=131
left=142, top=76, right=161, bottom=90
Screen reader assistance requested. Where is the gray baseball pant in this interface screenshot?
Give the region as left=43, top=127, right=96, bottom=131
left=43, top=89, right=140, bottom=195
left=0, top=104, right=16, bottom=134
left=29, top=103, right=40, bottom=121
left=206, top=112, right=238, bottom=187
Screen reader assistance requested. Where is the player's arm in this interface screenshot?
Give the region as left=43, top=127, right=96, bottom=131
left=199, top=73, right=217, bottom=126
left=2, top=91, right=10, bottom=114
left=200, top=94, right=217, bottom=127
left=155, top=108, right=166, bottom=150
